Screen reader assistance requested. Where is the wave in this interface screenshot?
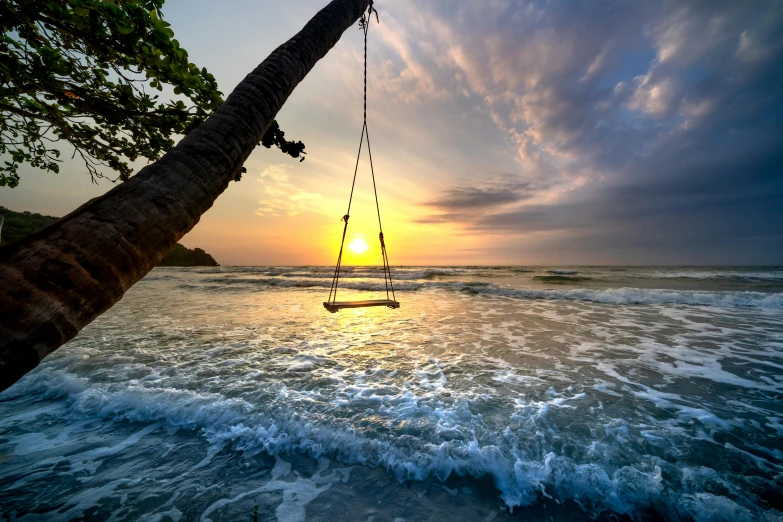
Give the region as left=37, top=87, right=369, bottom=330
left=548, top=269, right=579, bottom=275
left=643, top=271, right=783, bottom=282
left=470, top=285, right=783, bottom=309
left=533, top=275, right=593, bottom=284
left=8, top=368, right=771, bottom=521
left=153, top=266, right=538, bottom=281
left=187, top=276, right=783, bottom=309
left=189, top=267, right=478, bottom=282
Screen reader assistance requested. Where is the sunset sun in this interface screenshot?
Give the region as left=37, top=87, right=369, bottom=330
left=348, top=237, right=368, bottom=254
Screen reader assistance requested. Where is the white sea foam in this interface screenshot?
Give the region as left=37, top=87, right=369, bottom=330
left=478, top=285, right=783, bottom=309
left=189, top=274, right=783, bottom=309
left=8, top=364, right=777, bottom=520
left=200, top=456, right=347, bottom=522
left=643, top=270, right=783, bottom=282
left=4, top=266, right=782, bottom=521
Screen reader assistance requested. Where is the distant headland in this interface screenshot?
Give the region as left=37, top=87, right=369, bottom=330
left=0, top=206, right=218, bottom=267
left=157, top=243, right=219, bottom=267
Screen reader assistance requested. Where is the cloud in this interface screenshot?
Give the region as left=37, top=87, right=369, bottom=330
left=255, top=164, right=324, bottom=217
left=429, top=185, right=528, bottom=209
left=372, top=0, right=783, bottom=262
left=425, top=177, right=533, bottom=210
left=418, top=175, right=542, bottom=226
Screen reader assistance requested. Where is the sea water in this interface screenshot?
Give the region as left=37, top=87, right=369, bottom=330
left=1, top=266, right=782, bottom=521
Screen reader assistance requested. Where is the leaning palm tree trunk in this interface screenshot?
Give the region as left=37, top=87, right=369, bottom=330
left=0, top=0, right=371, bottom=393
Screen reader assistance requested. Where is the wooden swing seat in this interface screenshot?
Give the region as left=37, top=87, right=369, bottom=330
left=323, top=299, right=400, bottom=313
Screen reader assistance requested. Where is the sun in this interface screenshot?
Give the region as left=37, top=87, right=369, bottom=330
left=348, top=237, right=369, bottom=254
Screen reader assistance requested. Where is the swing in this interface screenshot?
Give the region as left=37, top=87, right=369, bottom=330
left=324, top=4, right=399, bottom=314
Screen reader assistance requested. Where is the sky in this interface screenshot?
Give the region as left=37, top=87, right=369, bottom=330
left=2, top=0, right=783, bottom=266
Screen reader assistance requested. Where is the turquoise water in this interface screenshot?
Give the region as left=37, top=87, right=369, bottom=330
left=1, top=266, right=782, bottom=521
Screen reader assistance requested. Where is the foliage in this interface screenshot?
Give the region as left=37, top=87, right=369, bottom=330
left=0, top=0, right=304, bottom=188
left=260, top=120, right=306, bottom=163
left=158, top=242, right=218, bottom=266
left=0, top=205, right=56, bottom=243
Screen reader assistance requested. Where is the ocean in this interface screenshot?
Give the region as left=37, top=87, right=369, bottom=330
left=1, top=266, right=782, bottom=521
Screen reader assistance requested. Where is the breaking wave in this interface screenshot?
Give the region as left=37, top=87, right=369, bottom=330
left=642, top=270, right=783, bottom=282
left=8, top=369, right=777, bottom=521
left=189, top=275, right=783, bottom=309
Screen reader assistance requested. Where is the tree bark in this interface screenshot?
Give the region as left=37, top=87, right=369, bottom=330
left=0, top=0, right=372, bottom=393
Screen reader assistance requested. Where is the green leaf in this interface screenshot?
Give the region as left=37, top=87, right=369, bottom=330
left=0, top=0, right=304, bottom=189
left=117, top=24, right=135, bottom=35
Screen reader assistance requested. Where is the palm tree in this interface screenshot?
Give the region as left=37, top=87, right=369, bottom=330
left=0, top=0, right=372, bottom=392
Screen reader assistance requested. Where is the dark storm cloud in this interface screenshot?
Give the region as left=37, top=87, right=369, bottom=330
left=418, top=177, right=538, bottom=225
left=428, top=186, right=528, bottom=210
left=424, top=179, right=533, bottom=211
left=387, top=0, right=783, bottom=262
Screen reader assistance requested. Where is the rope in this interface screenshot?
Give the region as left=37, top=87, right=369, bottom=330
left=327, top=2, right=395, bottom=305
